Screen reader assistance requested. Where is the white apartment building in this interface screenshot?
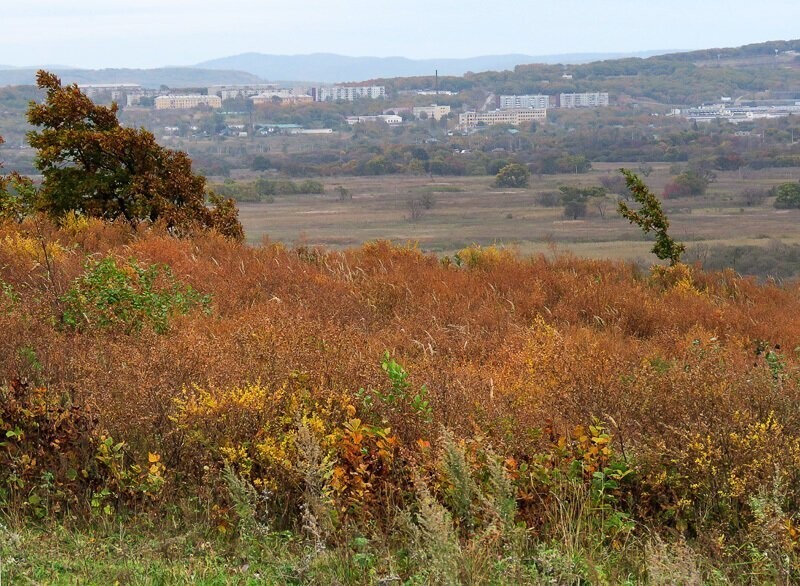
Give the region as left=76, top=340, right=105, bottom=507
left=250, top=90, right=314, bottom=106
left=312, top=86, right=386, bottom=102
left=126, top=89, right=165, bottom=107
left=499, top=94, right=550, bottom=110
left=459, top=108, right=547, bottom=128
left=208, top=84, right=279, bottom=100
left=412, top=104, right=451, bottom=121
left=154, top=95, right=222, bottom=110
left=346, top=114, right=403, bottom=125
left=558, top=92, right=609, bottom=108
left=79, top=83, right=141, bottom=101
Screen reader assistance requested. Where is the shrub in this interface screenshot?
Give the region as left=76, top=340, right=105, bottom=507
left=60, top=256, right=211, bottom=334
left=662, top=170, right=709, bottom=198
left=0, top=378, right=164, bottom=519
left=255, top=178, right=325, bottom=197
left=494, top=163, right=531, bottom=188
left=0, top=135, right=37, bottom=223
left=773, top=182, right=800, bottom=209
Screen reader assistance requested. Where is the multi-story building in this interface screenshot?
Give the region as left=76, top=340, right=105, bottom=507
left=499, top=94, right=549, bottom=110
left=250, top=90, right=314, bottom=106
left=459, top=108, right=547, bottom=128
left=558, top=92, right=609, bottom=108
left=78, top=83, right=141, bottom=103
left=154, top=95, right=222, bottom=110
left=345, top=114, right=403, bottom=125
left=208, top=84, right=278, bottom=100
left=311, top=86, right=385, bottom=102
left=412, top=104, right=451, bottom=121
left=680, top=103, right=800, bottom=123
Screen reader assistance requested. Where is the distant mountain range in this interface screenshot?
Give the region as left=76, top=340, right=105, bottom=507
left=0, top=67, right=264, bottom=88
left=2, top=41, right=793, bottom=90
left=0, top=51, right=672, bottom=88
left=194, top=51, right=673, bottom=83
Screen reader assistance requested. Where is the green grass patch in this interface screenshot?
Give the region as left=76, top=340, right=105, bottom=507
left=414, top=185, right=464, bottom=193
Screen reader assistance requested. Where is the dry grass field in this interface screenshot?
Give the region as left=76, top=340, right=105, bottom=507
left=237, top=163, right=800, bottom=263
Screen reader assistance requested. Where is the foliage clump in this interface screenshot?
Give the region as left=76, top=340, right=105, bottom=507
left=0, top=377, right=164, bottom=519
left=662, top=169, right=710, bottom=198
left=26, top=71, right=243, bottom=239
left=60, top=256, right=211, bottom=334
left=494, top=162, right=531, bottom=188
left=0, top=135, right=37, bottom=223
left=617, top=168, right=685, bottom=265
left=773, top=182, right=800, bottom=209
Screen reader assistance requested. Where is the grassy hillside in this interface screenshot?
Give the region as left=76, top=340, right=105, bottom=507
left=2, top=217, right=800, bottom=583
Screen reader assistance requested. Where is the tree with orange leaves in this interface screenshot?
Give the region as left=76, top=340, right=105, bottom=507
left=26, top=71, right=243, bottom=240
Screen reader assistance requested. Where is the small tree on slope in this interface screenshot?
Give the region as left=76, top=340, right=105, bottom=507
left=617, top=169, right=684, bottom=266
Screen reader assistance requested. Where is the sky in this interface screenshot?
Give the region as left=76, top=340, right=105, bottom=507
left=3, top=0, right=800, bottom=69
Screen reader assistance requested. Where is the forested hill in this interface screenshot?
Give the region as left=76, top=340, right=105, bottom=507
left=373, top=38, right=800, bottom=106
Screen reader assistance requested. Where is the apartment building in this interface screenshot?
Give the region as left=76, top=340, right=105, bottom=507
left=208, top=84, right=278, bottom=100
left=154, top=95, right=222, bottom=110
left=78, top=83, right=141, bottom=103
left=126, top=89, right=166, bottom=107
left=412, top=104, right=451, bottom=121
left=346, top=114, right=403, bottom=125
left=459, top=108, right=547, bottom=128
left=250, top=90, right=314, bottom=106
left=558, top=92, right=609, bottom=108
left=499, top=94, right=550, bottom=110
left=311, top=86, right=386, bottom=102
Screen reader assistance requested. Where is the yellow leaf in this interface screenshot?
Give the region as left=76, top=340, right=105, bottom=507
left=148, top=452, right=161, bottom=463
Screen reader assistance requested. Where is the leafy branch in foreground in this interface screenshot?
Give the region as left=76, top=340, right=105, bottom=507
left=617, top=169, right=685, bottom=266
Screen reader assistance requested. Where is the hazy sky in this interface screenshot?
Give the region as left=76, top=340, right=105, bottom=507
left=3, top=0, right=800, bottom=68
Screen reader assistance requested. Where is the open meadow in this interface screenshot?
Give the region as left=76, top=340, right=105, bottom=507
left=235, top=163, right=800, bottom=267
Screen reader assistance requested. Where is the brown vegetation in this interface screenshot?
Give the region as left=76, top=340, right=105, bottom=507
left=3, top=216, right=800, bottom=580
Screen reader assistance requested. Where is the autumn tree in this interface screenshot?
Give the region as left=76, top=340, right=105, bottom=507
left=26, top=71, right=243, bottom=240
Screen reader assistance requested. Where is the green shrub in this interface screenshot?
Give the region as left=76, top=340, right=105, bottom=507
left=495, top=163, right=531, bottom=188
left=255, top=178, right=324, bottom=198
left=60, top=257, right=211, bottom=334
left=773, top=182, right=800, bottom=209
